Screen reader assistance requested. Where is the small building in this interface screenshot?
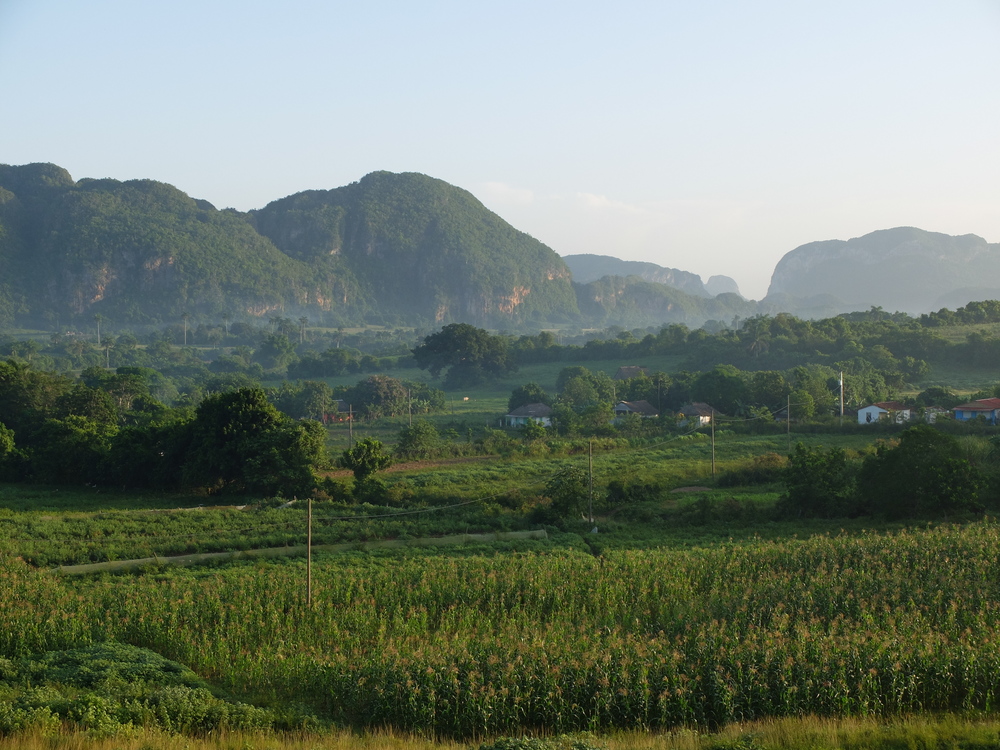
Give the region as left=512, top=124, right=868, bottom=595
left=614, top=400, right=659, bottom=418
left=857, top=401, right=911, bottom=425
left=505, top=402, right=553, bottom=428
left=923, top=406, right=948, bottom=424
left=678, top=402, right=717, bottom=426
left=613, top=366, right=650, bottom=381
left=952, top=398, right=1000, bottom=425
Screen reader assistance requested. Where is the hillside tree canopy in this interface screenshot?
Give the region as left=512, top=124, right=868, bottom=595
left=412, top=323, right=516, bottom=389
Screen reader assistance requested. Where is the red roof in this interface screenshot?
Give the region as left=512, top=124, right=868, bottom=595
left=953, top=398, right=1000, bottom=411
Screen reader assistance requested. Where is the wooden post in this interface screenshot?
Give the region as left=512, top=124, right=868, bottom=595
left=711, top=409, right=716, bottom=477
left=588, top=440, right=594, bottom=524
left=307, top=497, right=312, bottom=609
left=840, top=371, right=845, bottom=426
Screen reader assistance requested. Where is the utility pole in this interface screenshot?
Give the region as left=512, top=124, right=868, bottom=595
left=711, top=409, right=716, bottom=476
left=306, top=497, right=312, bottom=608
left=588, top=440, right=594, bottom=525
left=840, top=371, right=845, bottom=426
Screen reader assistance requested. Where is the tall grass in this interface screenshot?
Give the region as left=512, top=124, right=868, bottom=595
left=4, top=523, right=1000, bottom=737
left=4, top=714, right=1000, bottom=750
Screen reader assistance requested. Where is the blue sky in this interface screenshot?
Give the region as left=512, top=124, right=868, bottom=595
left=2, top=0, right=999, bottom=299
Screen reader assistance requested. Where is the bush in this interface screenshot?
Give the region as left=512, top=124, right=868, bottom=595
left=859, top=425, right=984, bottom=519
left=717, top=452, right=787, bottom=487
left=779, top=444, right=860, bottom=518
left=395, top=420, right=441, bottom=460
left=0, top=643, right=298, bottom=737
left=605, top=479, right=661, bottom=505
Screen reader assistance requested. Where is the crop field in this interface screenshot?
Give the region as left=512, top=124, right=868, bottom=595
left=3, top=521, right=1000, bottom=742
left=2, top=419, right=1000, bottom=747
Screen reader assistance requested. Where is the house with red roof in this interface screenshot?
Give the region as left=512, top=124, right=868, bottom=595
left=952, top=398, right=1000, bottom=425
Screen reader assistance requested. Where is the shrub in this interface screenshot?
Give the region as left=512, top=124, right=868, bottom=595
left=779, top=444, right=860, bottom=518
left=859, top=424, right=984, bottom=519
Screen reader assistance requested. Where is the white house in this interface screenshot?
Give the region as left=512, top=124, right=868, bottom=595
left=614, top=400, right=659, bottom=418
left=678, top=402, right=716, bottom=426
left=505, top=402, right=553, bottom=428
left=858, top=401, right=911, bottom=425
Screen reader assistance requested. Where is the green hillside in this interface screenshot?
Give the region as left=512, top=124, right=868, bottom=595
left=0, top=165, right=587, bottom=330
left=250, top=171, right=580, bottom=326
left=0, top=163, right=325, bottom=326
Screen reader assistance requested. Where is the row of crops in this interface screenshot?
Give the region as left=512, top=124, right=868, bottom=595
left=3, top=522, right=1000, bottom=737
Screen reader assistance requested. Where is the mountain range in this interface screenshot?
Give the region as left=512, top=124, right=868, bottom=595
left=0, top=162, right=996, bottom=331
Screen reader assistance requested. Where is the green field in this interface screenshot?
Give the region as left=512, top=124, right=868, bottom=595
left=3, top=512, right=1000, bottom=746
left=5, top=330, right=1000, bottom=747
left=2, top=418, right=1000, bottom=747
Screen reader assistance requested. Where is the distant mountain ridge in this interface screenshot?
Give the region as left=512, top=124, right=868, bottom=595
left=563, top=254, right=712, bottom=296
left=765, top=227, right=1000, bottom=314
left=1, top=162, right=997, bottom=332
left=0, top=165, right=579, bottom=328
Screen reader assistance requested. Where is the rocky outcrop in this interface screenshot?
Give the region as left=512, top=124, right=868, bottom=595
left=563, top=254, right=709, bottom=296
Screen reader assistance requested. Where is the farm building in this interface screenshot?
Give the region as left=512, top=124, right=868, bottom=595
left=857, top=401, right=911, bottom=424
left=504, top=403, right=553, bottom=428
left=952, top=398, right=1000, bottom=425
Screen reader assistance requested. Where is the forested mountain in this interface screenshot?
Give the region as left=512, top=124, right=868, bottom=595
left=249, top=171, right=578, bottom=326
left=2, top=163, right=997, bottom=332
left=766, top=227, right=1000, bottom=314
left=0, top=163, right=327, bottom=327
left=0, top=165, right=579, bottom=329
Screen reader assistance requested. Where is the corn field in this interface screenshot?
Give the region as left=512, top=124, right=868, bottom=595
left=3, top=523, right=1000, bottom=737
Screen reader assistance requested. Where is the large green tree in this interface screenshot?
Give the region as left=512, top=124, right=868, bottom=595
left=346, top=375, right=408, bottom=420
left=412, top=324, right=515, bottom=389
left=507, top=382, right=550, bottom=413
left=182, top=387, right=325, bottom=496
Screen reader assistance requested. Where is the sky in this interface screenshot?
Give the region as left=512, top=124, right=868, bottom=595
left=2, top=0, right=999, bottom=300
